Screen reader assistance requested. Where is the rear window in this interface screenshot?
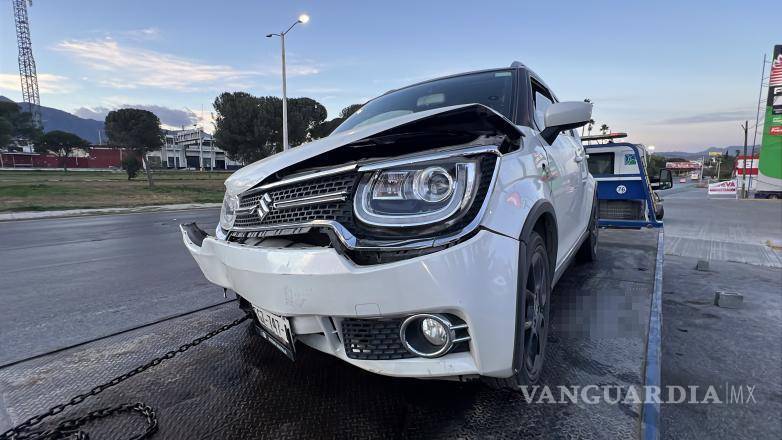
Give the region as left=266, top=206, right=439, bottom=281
left=587, top=152, right=615, bottom=175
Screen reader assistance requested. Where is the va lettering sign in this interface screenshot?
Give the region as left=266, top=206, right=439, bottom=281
left=708, top=180, right=737, bottom=195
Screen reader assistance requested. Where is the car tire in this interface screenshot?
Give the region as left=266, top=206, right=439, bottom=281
left=656, top=205, right=665, bottom=220
left=576, top=196, right=599, bottom=263
left=485, top=230, right=552, bottom=390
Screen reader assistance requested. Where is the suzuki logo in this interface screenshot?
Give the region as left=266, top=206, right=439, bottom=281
left=256, top=193, right=272, bottom=221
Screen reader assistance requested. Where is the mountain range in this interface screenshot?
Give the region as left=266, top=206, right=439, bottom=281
left=659, top=145, right=761, bottom=159
left=0, top=96, right=104, bottom=144
left=0, top=96, right=765, bottom=155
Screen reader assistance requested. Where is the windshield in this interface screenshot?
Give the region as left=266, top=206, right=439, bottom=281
left=333, top=70, right=515, bottom=133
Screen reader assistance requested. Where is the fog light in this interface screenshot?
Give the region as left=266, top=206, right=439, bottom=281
left=400, top=314, right=470, bottom=358
left=421, top=318, right=448, bottom=346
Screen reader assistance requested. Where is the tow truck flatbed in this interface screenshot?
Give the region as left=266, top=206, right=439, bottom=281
left=0, top=229, right=661, bottom=439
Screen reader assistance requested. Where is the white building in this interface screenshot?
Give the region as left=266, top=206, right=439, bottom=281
left=150, top=129, right=242, bottom=170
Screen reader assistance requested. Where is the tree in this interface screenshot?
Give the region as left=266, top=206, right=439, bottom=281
left=213, top=92, right=267, bottom=164
left=600, top=124, right=609, bottom=135
left=105, top=109, right=163, bottom=187
left=213, top=92, right=330, bottom=164
left=34, top=130, right=90, bottom=171
left=287, top=97, right=327, bottom=145
left=310, top=103, right=363, bottom=140
left=121, top=154, right=142, bottom=180
left=583, top=118, right=595, bottom=137
left=583, top=118, right=595, bottom=143
left=0, top=101, right=41, bottom=147
left=647, top=154, right=668, bottom=177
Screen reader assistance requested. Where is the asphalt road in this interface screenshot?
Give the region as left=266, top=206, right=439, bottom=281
left=658, top=183, right=782, bottom=267
left=0, top=209, right=227, bottom=366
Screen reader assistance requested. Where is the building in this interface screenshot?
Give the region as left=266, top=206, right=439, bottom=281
left=150, top=129, right=241, bottom=170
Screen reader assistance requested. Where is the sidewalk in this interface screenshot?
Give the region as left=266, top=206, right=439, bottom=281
left=0, top=203, right=221, bottom=221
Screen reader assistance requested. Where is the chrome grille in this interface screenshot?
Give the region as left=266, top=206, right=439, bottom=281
left=234, top=172, right=358, bottom=229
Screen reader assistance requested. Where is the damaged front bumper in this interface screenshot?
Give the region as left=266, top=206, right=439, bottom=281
left=180, top=223, right=520, bottom=379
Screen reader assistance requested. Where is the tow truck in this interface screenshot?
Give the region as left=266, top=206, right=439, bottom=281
left=582, top=133, right=672, bottom=228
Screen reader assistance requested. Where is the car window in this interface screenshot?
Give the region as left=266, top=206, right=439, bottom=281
left=334, top=70, right=516, bottom=133
left=587, top=152, right=615, bottom=175
left=530, top=80, right=554, bottom=131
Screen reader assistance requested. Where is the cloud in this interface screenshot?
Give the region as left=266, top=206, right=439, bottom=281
left=56, top=39, right=251, bottom=91
left=55, top=39, right=319, bottom=92
left=0, top=73, right=75, bottom=95
left=659, top=110, right=752, bottom=125
left=74, top=104, right=198, bottom=128
left=122, top=27, right=160, bottom=40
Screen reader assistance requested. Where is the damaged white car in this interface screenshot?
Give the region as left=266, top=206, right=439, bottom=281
left=181, top=62, right=597, bottom=388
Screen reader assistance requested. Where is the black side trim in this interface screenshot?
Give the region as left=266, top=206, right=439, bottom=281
left=181, top=222, right=208, bottom=247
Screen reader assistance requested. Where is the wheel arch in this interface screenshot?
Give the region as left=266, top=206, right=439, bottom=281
left=519, top=200, right=557, bottom=272
left=506, top=199, right=557, bottom=381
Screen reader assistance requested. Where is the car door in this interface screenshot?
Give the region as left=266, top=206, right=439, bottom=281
left=530, top=79, right=586, bottom=266
left=563, top=129, right=591, bottom=229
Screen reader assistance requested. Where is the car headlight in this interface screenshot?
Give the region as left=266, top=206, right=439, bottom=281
left=220, top=193, right=239, bottom=229
left=354, top=157, right=479, bottom=227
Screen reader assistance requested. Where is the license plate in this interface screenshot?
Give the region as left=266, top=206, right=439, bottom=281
left=253, top=306, right=295, bottom=360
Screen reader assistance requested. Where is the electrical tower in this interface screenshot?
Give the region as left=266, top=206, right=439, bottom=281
left=12, top=0, right=41, bottom=127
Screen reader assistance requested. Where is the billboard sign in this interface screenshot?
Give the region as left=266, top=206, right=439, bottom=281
left=708, top=180, right=737, bottom=195
left=665, top=161, right=701, bottom=169
left=756, top=45, right=782, bottom=192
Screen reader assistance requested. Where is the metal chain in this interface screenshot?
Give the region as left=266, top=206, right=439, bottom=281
left=1, top=312, right=252, bottom=440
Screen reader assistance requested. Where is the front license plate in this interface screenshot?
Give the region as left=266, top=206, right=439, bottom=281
left=253, top=306, right=295, bottom=360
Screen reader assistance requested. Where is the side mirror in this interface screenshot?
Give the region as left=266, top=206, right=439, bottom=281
left=658, top=169, right=673, bottom=190
left=541, top=101, right=593, bottom=144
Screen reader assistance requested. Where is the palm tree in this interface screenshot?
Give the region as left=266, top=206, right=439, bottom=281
left=600, top=124, right=609, bottom=135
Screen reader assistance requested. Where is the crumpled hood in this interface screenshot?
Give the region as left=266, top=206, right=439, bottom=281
left=224, top=103, right=515, bottom=196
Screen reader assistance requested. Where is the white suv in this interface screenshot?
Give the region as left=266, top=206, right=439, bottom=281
left=182, top=62, right=597, bottom=388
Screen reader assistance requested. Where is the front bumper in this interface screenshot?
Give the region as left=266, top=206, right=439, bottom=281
left=181, top=225, right=520, bottom=379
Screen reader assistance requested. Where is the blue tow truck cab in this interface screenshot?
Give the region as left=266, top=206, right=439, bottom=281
left=584, top=142, right=672, bottom=229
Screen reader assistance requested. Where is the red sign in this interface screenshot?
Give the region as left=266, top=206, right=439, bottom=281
left=770, top=126, right=782, bottom=136
left=708, top=180, right=737, bottom=195
left=665, top=161, right=701, bottom=170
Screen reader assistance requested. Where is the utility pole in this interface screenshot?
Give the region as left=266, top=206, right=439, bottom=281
left=749, top=53, right=771, bottom=192
left=197, top=127, right=203, bottom=171
left=267, top=14, right=310, bottom=152
left=740, top=121, right=749, bottom=198
left=698, top=154, right=706, bottom=181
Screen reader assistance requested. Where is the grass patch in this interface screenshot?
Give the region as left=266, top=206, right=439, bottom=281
left=0, top=170, right=229, bottom=212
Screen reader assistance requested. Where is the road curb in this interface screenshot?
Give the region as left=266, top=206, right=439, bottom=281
left=0, top=203, right=221, bottom=222
left=641, top=231, right=664, bottom=440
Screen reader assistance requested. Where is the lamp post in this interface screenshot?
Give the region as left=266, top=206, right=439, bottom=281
left=267, top=13, right=310, bottom=152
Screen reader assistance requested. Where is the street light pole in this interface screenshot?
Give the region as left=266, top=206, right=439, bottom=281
left=267, top=14, right=309, bottom=152
left=280, top=32, right=289, bottom=151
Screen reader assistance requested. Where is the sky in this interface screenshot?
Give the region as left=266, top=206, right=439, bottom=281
left=0, top=0, right=777, bottom=151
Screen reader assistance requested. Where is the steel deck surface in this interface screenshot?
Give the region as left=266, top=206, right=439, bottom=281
left=0, top=229, right=658, bottom=439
